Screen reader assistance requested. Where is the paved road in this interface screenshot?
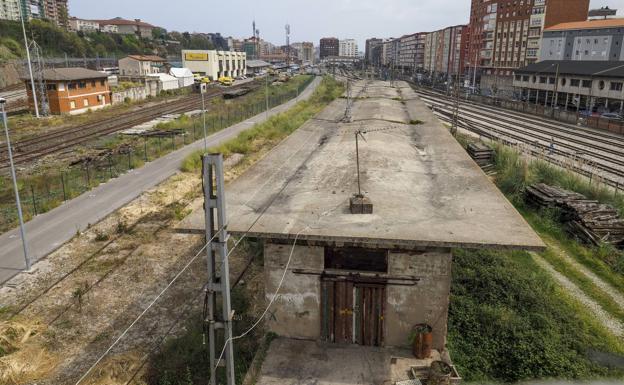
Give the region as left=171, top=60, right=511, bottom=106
left=0, top=76, right=321, bottom=284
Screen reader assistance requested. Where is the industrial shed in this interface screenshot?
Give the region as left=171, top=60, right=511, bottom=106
left=146, top=73, right=179, bottom=92
left=180, top=80, right=543, bottom=356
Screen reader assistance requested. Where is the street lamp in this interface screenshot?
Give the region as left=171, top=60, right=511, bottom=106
left=0, top=97, right=31, bottom=270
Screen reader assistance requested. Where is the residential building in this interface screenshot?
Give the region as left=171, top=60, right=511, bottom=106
left=339, top=39, right=358, bottom=57
left=513, top=60, right=624, bottom=115
left=467, top=0, right=590, bottom=92
left=41, top=0, right=67, bottom=28
left=423, top=25, right=468, bottom=79
left=68, top=17, right=99, bottom=32
left=540, top=18, right=624, bottom=62
left=181, top=50, right=247, bottom=80
left=381, top=38, right=399, bottom=67
left=119, top=55, right=166, bottom=77
left=365, top=38, right=383, bottom=65
left=398, top=33, right=428, bottom=71
left=97, top=17, right=156, bottom=39
left=320, top=37, right=339, bottom=59
left=24, top=68, right=111, bottom=115
left=0, top=0, right=20, bottom=21
left=291, top=42, right=314, bottom=64
left=227, top=37, right=243, bottom=52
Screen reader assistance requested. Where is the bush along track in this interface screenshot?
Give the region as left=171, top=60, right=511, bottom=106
left=448, top=136, right=624, bottom=383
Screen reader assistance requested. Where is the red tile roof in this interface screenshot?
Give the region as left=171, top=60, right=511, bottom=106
left=546, top=18, right=624, bottom=31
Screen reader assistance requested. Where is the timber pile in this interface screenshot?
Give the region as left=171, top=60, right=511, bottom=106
left=467, top=142, right=494, bottom=167
left=526, top=183, right=624, bottom=248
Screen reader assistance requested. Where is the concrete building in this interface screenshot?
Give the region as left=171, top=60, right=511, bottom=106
left=119, top=55, right=166, bottom=77
left=398, top=33, right=428, bottom=71
left=181, top=80, right=543, bottom=360
left=24, top=67, right=111, bottom=115
left=246, top=59, right=271, bottom=76
left=292, top=42, right=314, bottom=64
left=365, top=38, right=383, bottom=65
left=339, top=39, right=358, bottom=57
left=182, top=50, right=246, bottom=80
left=423, top=25, right=468, bottom=78
left=467, top=0, right=590, bottom=92
left=513, top=60, right=624, bottom=114
left=41, top=0, right=67, bottom=28
left=68, top=17, right=99, bottom=32
left=96, top=17, right=155, bottom=39
left=0, top=0, right=20, bottom=21
left=540, top=18, right=624, bottom=62
left=320, top=37, right=339, bottom=59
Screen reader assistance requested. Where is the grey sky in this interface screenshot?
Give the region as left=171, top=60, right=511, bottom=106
left=70, top=0, right=623, bottom=48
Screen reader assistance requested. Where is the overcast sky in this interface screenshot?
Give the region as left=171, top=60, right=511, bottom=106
left=70, top=0, right=623, bottom=48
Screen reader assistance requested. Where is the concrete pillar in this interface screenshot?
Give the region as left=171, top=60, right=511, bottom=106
left=565, top=93, right=570, bottom=110
left=535, top=90, right=540, bottom=105
left=544, top=91, right=549, bottom=107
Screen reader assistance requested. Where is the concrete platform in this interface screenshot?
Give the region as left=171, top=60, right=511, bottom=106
left=178, top=80, right=544, bottom=251
left=255, top=337, right=437, bottom=385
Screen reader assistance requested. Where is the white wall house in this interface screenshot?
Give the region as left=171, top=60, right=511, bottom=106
left=119, top=55, right=166, bottom=77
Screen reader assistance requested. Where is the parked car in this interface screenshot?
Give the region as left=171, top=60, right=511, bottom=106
left=601, top=112, right=623, bottom=121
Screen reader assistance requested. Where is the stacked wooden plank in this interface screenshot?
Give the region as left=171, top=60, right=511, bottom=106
left=526, top=183, right=624, bottom=248
left=467, top=142, right=494, bottom=168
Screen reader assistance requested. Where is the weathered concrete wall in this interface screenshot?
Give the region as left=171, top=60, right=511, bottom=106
left=385, top=249, right=452, bottom=350
left=264, top=242, right=324, bottom=339
left=112, top=86, right=148, bottom=105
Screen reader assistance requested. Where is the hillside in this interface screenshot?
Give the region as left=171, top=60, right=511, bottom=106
left=0, top=19, right=216, bottom=63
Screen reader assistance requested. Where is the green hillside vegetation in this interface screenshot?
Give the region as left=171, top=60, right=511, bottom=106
left=0, top=19, right=217, bottom=62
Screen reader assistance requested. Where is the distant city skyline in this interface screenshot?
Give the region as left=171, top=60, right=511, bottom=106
left=69, top=0, right=622, bottom=47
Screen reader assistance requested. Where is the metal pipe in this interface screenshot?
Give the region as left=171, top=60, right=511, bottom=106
left=1, top=99, right=31, bottom=270
left=201, top=91, right=208, bottom=152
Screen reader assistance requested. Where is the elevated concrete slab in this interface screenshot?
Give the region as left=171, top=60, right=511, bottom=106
left=179, top=80, right=544, bottom=251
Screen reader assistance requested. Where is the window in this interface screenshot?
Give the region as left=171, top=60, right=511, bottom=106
left=91, top=81, right=96, bottom=87
left=70, top=100, right=76, bottom=109
left=599, top=80, right=605, bottom=90
left=83, top=98, right=89, bottom=107
left=548, top=77, right=555, bottom=84
left=523, top=75, right=529, bottom=81
left=582, top=80, right=592, bottom=88
left=68, top=83, right=76, bottom=90
left=100, top=80, right=106, bottom=86
left=539, top=76, right=547, bottom=83
left=610, top=82, right=622, bottom=91
left=324, top=247, right=388, bottom=273
left=46, top=84, right=57, bottom=91
left=561, top=78, right=567, bottom=87
left=78, top=82, right=86, bottom=89
left=570, top=79, right=580, bottom=87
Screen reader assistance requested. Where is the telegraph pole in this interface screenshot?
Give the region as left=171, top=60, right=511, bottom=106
left=202, top=154, right=235, bottom=385
left=18, top=3, right=39, bottom=118
left=1, top=98, right=31, bottom=270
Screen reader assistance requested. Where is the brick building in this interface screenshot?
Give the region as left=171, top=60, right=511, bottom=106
left=423, top=25, right=468, bottom=79
left=24, top=68, right=111, bottom=115
left=398, top=33, right=428, bottom=72
left=467, top=0, right=590, bottom=93
left=320, top=37, right=339, bottom=60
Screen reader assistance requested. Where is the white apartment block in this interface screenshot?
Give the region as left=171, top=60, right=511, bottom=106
left=339, top=39, right=358, bottom=57
left=0, top=0, right=20, bottom=21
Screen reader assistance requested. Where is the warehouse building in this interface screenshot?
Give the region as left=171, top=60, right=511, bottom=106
left=181, top=50, right=246, bottom=80
left=180, top=81, right=543, bottom=359
left=24, top=68, right=111, bottom=115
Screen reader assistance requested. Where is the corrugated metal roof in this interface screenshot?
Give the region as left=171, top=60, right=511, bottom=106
left=546, top=18, right=624, bottom=31
left=22, top=68, right=108, bottom=81
left=246, top=60, right=271, bottom=68
left=515, top=61, right=624, bottom=78
left=124, top=55, right=166, bottom=62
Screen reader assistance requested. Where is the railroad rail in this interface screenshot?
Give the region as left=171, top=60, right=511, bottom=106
left=0, top=82, right=259, bottom=169
left=411, top=86, right=624, bottom=187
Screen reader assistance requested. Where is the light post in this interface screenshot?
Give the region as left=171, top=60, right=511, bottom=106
left=1, top=98, right=31, bottom=270
left=201, top=89, right=208, bottom=152
left=265, top=73, right=269, bottom=119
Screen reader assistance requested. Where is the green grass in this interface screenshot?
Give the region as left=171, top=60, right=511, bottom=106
left=449, top=248, right=624, bottom=383
left=181, top=76, right=343, bottom=173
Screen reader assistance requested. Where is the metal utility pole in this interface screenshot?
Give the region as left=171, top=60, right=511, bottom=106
left=265, top=73, right=269, bottom=119
left=1, top=98, right=31, bottom=270
left=355, top=130, right=366, bottom=197
left=343, top=78, right=352, bottom=122
left=285, top=24, right=291, bottom=67
left=202, top=154, right=235, bottom=385
left=201, top=90, right=208, bottom=152
left=18, top=3, right=39, bottom=118
left=451, top=74, right=461, bottom=136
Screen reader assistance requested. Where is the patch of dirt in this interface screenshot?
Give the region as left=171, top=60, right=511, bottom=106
left=531, top=252, right=624, bottom=337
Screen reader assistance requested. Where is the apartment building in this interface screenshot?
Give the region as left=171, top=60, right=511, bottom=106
left=467, top=0, right=590, bottom=92
left=292, top=42, right=314, bottom=64
left=339, top=39, right=358, bottom=57
left=397, top=33, right=428, bottom=71
left=540, top=18, right=624, bottom=62
left=423, top=25, right=468, bottom=78
left=68, top=16, right=99, bottom=32
left=320, top=37, right=339, bottom=59
left=365, top=38, right=383, bottom=65
left=119, top=55, right=166, bottom=76
left=0, top=0, right=68, bottom=27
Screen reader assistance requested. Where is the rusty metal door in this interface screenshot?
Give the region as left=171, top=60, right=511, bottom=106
left=354, top=284, right=385, bottom=346
left=321, top=279, right=384, bottom=346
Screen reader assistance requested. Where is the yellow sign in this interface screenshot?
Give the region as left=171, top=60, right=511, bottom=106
left=184, top=52, right=209, bottom=61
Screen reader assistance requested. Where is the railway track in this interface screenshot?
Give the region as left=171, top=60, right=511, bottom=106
left=0, top=82, right=258, bottom=169
left=411, top=86, right=624, bottom=186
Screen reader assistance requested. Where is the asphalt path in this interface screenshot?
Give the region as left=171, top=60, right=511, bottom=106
left=0, top=76, right=321, bottom=284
